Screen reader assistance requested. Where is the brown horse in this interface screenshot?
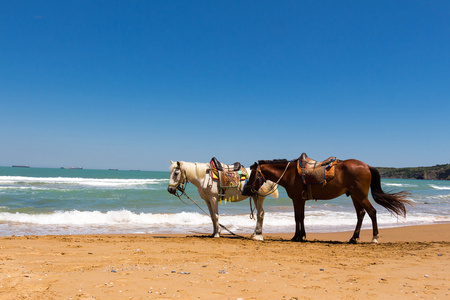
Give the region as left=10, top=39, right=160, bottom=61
left=242, top=158, right=411, bottom=243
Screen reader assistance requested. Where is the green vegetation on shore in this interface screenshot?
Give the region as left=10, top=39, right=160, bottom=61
left=377, top=164, right=450, bottom=180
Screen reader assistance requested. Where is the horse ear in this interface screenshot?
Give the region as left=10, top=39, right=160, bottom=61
left=170, top=160, right=174, bottom=164
left=177, top=161, right=181, bottom=167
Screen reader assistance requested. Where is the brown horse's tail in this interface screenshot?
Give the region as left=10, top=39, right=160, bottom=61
left=369, top=166, right=412, bottom=217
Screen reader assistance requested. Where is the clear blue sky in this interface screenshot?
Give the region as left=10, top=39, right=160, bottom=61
left=1, top=1, right=449, bottom=171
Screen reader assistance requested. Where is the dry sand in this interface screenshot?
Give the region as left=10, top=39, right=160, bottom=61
left=0, top=224, right=449, bottom=299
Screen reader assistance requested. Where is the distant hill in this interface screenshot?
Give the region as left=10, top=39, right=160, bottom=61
left=377, top=164, right=450, bottom=181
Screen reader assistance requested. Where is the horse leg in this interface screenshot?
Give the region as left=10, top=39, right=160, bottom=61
left=349, top=197, right=366, bottom=244
left=299, top=199, right=306, bottom=241
left=292, top=198, right=306, bottom=242
left=361, top=197, right=379, bottom=244
left=251, top=196, right=265, bottom=241
left=206, top=198, right=221, bottom=238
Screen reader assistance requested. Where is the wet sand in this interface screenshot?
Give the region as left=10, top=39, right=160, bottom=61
left=0, top=224, right=449, bottom=299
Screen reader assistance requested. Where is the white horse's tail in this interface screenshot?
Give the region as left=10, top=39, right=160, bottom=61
left=269, top=187, right=279, bottom=198
left=269, top=183, right=279, bottom=199
left=259, top=182, right=279, bottom=198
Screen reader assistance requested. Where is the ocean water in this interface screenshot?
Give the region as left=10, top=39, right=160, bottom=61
left=0, top=166, right=448, bottom=236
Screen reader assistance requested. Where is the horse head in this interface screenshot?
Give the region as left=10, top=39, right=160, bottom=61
left=242, top=162, right=265, bottom=196
left=167, top=160, right=186, bottom=195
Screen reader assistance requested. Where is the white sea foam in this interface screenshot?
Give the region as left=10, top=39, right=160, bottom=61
left=0, top=186, right=67, bottom=191
left=0, top=210, right=211, bottom=226
left=0, top=176, right=168, bottom=188
left=0, top=209, right=446, bottom=236
left=383, top=183, right=404, bottom=187
left=419, top=194, right=450, bottom=202
left=429, top=184, right=450, bottom=190
left=383, top=183, right=417, bottom=188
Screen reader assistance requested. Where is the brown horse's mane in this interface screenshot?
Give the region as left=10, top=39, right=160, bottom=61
left=258, top=159, right=297, bottom=165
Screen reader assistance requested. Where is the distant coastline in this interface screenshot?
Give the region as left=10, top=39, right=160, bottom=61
left=377, top=164, right=450, bottom=181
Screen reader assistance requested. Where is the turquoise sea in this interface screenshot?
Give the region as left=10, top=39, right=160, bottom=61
left=0, top=166, right=448, bottom=236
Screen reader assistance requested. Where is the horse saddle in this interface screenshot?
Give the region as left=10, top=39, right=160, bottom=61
left=210, top=157, right=248, bottom=188
left=297, top=153, right=338, bottom=185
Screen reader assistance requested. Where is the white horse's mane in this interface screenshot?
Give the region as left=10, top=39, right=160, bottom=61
left=171, top=161, right=209, bottom=180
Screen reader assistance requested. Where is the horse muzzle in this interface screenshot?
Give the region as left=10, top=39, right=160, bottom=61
left=167, top=186, right=177, bottom=195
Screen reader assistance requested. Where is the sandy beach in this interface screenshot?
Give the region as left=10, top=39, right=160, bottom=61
left=1, top=224, right=449, bottom=299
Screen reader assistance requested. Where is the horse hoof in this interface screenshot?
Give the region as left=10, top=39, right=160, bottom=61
left=251, top=234, right=264, bottom=241
left=291, top=236, right=305, bottom=242
left=349, top=237, right=360, bottom=244
left=211, top=233, right=220, bottom=238
left=371, top=235, right=380, bottom=244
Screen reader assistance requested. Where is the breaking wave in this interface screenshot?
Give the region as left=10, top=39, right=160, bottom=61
left=0, top=209, right=446, bottom=236
left=0, top=176, right=168, bottom=189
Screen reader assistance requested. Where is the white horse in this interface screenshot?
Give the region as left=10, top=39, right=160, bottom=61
left=168, top=160, right=279, bottom=240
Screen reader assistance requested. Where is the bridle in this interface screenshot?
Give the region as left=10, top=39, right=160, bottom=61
left=169, top=166, right=188, bottom=196
left=250, top=165, right=266, bottom=195
left=250, top=161, right=291, bottom=196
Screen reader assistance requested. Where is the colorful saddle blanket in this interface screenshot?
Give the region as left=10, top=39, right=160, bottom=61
left=210, top=157, right=248, bottom=188
left=297, top=153, right=338, bottom=185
